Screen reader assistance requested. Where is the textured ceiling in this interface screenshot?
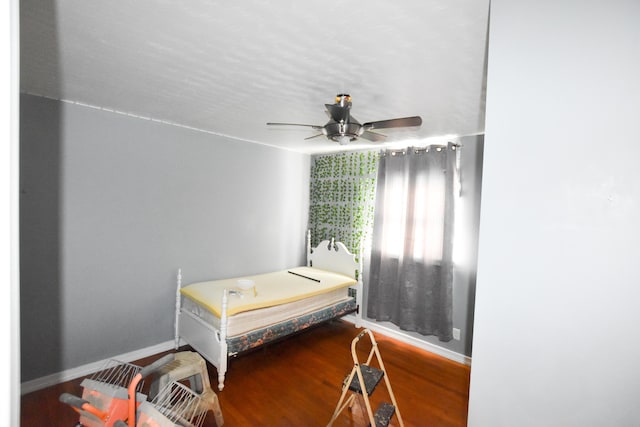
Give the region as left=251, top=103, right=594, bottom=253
left=20, top=0, right=490, bottom=154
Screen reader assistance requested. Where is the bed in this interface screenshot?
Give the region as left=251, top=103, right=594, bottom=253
left=174, top=234, right=363, bottom=391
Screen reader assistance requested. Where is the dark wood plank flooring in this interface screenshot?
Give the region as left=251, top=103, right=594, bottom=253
left=21, top=320, right=470, bottom=426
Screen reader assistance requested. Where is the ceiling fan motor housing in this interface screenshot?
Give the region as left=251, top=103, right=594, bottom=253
left=325, top=122, right=362, bottom=144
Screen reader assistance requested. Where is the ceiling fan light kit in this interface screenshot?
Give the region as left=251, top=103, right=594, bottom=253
left=267, top=94, right=422, bottom=145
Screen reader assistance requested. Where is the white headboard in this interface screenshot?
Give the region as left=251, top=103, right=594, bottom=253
left=307, top=237, right=359, bottom=279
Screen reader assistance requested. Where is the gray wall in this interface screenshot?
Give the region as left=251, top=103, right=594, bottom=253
left=20, top=93, right=310, bottom=381
left=468, top=1, right=640, bottom=425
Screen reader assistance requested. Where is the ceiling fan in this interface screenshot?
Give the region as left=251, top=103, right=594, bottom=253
left=267, top=94, right=422, bottom=145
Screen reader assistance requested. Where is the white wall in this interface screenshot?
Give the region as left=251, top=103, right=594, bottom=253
left=468, top=1, right=640, bottom=426
left=4, top=0, right=20, bottom=424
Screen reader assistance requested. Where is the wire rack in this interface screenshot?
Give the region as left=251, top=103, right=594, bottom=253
left=69, top=360, right=145, bottom=427
left=89, top=359, right=144, bottom=391
left=136, top=381, right=208, bottom=427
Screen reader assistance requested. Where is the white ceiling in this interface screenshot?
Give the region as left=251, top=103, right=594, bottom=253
left=20, top=0, right=490, bottom=154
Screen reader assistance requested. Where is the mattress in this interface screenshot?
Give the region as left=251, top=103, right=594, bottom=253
left=226, top=298, right=357, bottom=354
left=182, top=287, right=352, bottom=337
left=180, top=266, right=357, bottom=337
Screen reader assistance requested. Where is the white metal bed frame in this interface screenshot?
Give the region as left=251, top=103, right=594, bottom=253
left=174, top=232, right=363, bottom=391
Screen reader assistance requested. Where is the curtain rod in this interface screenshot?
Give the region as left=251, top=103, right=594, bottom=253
left=381, top=142, right=462, bottom=156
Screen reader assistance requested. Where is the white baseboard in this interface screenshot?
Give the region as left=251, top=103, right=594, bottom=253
left=20, top=340, right=176, bottom=395
left=342, top=314, right=472, bottom=366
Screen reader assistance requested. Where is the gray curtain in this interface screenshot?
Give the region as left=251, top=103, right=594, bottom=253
left=367, top=143, right=457, bottom=341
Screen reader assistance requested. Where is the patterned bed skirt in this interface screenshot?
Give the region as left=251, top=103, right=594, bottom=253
left=227, top=298, right=357, bottom=355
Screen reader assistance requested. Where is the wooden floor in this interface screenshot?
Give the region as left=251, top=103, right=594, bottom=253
left=21, top=320, right=470, bottom=426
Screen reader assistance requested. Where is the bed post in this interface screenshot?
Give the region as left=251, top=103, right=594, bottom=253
left=306, top=229, right=312, bottom=267
left=355, top=246, right=364, bottom=328
left=174, top=268, right=182, bottom=350
left=218, top=289, right=230, bottom=391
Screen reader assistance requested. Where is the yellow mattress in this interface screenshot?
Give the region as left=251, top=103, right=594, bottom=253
left=180, top=266, right=357, bottom=317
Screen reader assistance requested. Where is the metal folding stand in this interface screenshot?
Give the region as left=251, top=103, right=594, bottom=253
left=328, top=329, right=403, bottom=427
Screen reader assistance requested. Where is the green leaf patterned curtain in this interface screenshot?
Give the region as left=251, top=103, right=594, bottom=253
left=308, top=151, right=378, bottom=260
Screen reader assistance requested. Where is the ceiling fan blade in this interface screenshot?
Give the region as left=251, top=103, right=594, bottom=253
left=363, top=116, right=422, bottom=130
left=266, top=122, right=323, bottom=130
left=304, top=134, right=325, bottom=140
left=360, top=131, right=387, bottom=142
